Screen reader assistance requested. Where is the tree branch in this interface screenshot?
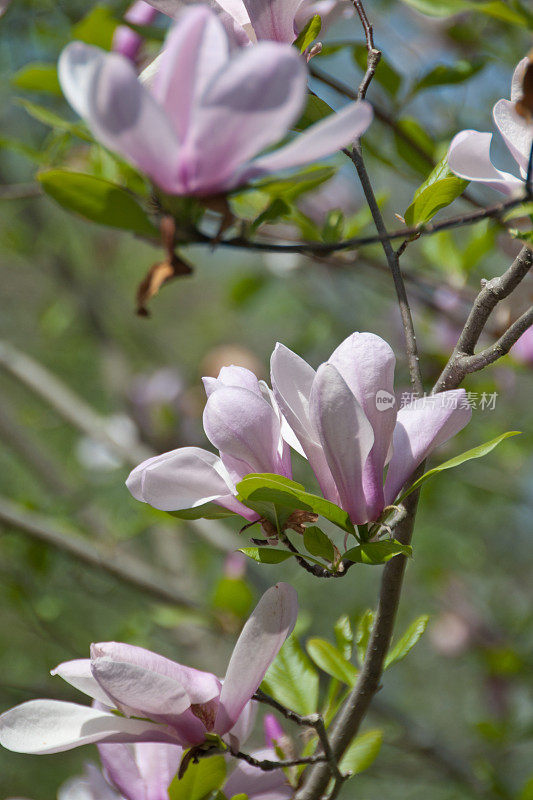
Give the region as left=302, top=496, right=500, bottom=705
left=295, top=488, right=421, bottom=800
left=352, top=0, right=381, bottom=99
left=434, top=245, right=533, bottom=391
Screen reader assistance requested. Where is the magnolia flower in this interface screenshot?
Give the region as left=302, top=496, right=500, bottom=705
left=271, top=332, right=472, bottom=524
left=448, top=58, right=532, bottom=196
left=58, top=7, right=372, bottom=197
left=0, top=583, right=297, bottom=754
left=112, top=1, right=158, bottom=62
left=99, top=737, right=291, bottom=800
left=144, top=0, right=351, bottom=45
left=127, top=365, right=295, bottom=520
left=58, top=764, right=121, bottom=800
left=512, top=325, right=533, bottom=366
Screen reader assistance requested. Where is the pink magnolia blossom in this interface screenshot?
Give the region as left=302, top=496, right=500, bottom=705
left=271, top=332, right=472, bottom=524
left=0, top=583, right=297, bottom=754
left=112, top=1, right=159, bottom=62
left=448, top=58, right=532, bottom=196
left=143, top=0, right=351, bottom=45
left=58, top=6, right=372, bottom=197
left=99, top=738, right=291, bottom=800
left=512, top=325, right=533, bottom=366
left=126, top=365, right=296, bottom=521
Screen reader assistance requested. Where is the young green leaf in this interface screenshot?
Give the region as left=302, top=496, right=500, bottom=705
left=343, top=541, right=412, bottom=565
left=384, top=615, right=429, bottom=669
left=404, top=155, right=468, bottom=226
left=306, top=637, right=358, bottom=686
left=356, top=610, right=374, bottom=667
left=17, top=99, right=92, bottom=141
left=294, top=14, right=321, bottom=53
left=334, top=614, right=353, bottom=659
left=38, top=170, right=159, bottom=237
left=263, top=634, right=319, bottom=715
left=238, top=548, right=294, bottom=565
left=303, top=527, right=335, bottom=561
left=236, top=474, right=355, bottom=534
left=72, top=5, right=119, bottom=49
left=168, top=502, right=236, bottom=520
left=412, top=59, right=485, bottom=93
left=12, top=63, right=62, bottom=96
left=340, top=729, right=383, bottom=775
left=168, top=755, right=227, bottom=800
left=399, top=431, right=521, bottom=501
left=295, top=94, right=334, bottom=132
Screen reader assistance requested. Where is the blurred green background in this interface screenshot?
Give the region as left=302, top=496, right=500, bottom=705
left=1, top=0, right=532, bottom=798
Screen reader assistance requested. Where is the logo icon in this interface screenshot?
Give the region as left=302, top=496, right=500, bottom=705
left=375, top=390, right=396, bottom=411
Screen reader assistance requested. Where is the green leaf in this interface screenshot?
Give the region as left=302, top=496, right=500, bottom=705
left=303, top=527, right=335, bottom=561
left=72, top=5, right=118, bottom=49
left=230, top=795, right=249, bottom=800
left=400, top=0, right=468, bottom=15
left=518, top=776, right=533, bottom=800
left=236, top=473, right=355, bottom=534
left=11, top=63, right=61, bottom=96
left=400, top=431, right=521, bottom=501
left=385, top=615, right=429, bottom=669
left=211, top=577, right=254, bottom=619
left=253, top=165, right=337, bottom=203
left=343, top=541, right=412, bottom=565
left=169, top=503, right=236, bottom=520
left=340, top=730, right=383, bottom=775
left=17, top=99, right=92, bottom=141
left=263, top=634, right=319, bottom=715
left=294, top=14, right=321, bottom=53
left=238, top=547, right=294, bottom=565
left=400, top=0, right=528, bottom=24
left=405, top=156, right=468, bottom=226
left=37, top=170, right=159, bottom=237
left=334, top=614, right=353, bottom=659
left=356, top=610, right=374, bottom=666
left=295, top=94, right=333, bottom=132
left=168, top=755, right=226, bottom=800
left=412, top=58, right=485, bottom=93
left=306, top=637, right=358, bottom=685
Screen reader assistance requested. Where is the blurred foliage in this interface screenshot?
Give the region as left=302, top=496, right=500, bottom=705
left=0, top=0, right=533, bottom=798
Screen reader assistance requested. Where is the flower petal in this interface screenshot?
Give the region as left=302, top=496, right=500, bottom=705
left=182, top=42, right=306, bottom=194
left=98, top=742, right=182, bottom=800
left=447, top=130, right=522, bottom=195
left=126, top=446, right=246, bottom=516
left=215, top=583, right=298, bottom=735
left=51, top=659, right=114, bottom=706
left=328, top=332, right=396, bottom=520
left=245, top=100, right=373, bottom=181
left=510, top=56, right=529, bottom=103
left=310, top=363, right=375, bottom=524
left=384, top=390, right=472, bottom=505
left=112, top=1, right=158, bottom=62
left=151, top=7, right=229, bottom=141
left=58, top=765, right=119, bottom=800
left=91, top=643, right=221, bottom=706
left=0, top=700, right=173, bottom=754
left=241, top=0, right=302, bottom=41
left=203, top=365, right=264, bottom=398
left=223, top=699, right=257, bottom=750
left=493, top=98, right=532, bottom=176
left=270, top=343, right=339, bottom=502
left=58, top=42, right=181, bottom=194
left=203, top=387, right=290, bottom=478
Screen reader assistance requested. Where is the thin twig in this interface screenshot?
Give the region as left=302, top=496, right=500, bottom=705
left=348, top=143, right=423, bottom=394
left=434, top=245, right=533, bottom=391
left=193, top=193, right=528, bottom=256
left=230, top=748, right=327, bottom=771
left=254, top=690, right=344, bottom=782
left=352, top=0, right=381, bottom=99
